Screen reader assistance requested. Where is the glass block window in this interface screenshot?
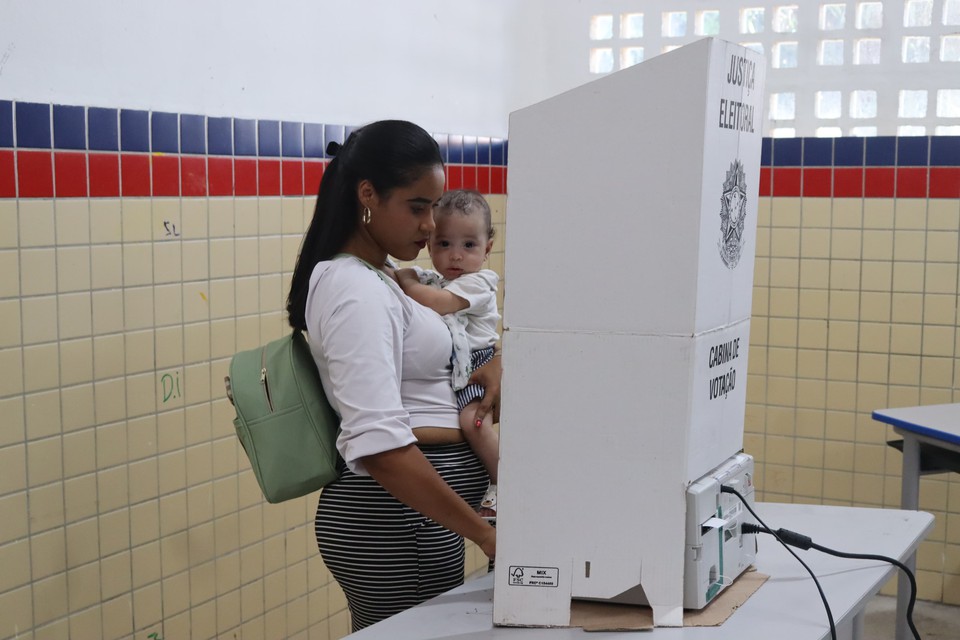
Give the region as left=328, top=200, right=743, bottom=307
left=770, top=92, right=797, bottom=119
left=899, top=89, right=929, bottom=117
left=945, top=0, right=960, bottom=25
left=621, top=13, right=643, bottom=38
left=696, top=10, right=721, bottom=35
left=856, top=2, right=883, bottom=29
left=936, top=89, right=960, bottom=116
left=771, top=127, right=797, bottom=137
left=662, top=45, right=682, bottom=53
left=589, top=48, right=614, bottom=73
left=773, top=5, right=799, bottom=32
left=820, top=4, right=846, bottom=30
left=773, top=41, right=799, bottom=68
left=816, top=91, right=843, bottom=118
left=902, top=36, right=931, bottom=62
left=740, top=7, right=765, bottom=33
left=854, top=38, right=882, bottom=64
left=942, top=35, right=960, bottom=61
left=850, top=126, right=878, bottom=136
left=903, top=0, right=933, bottom=27
left=936, top=125, right=960, bottom=134
left=662, top=11, right=687, bottom=37
left=741, top=42, right=765, bottom=55
left=590, top=15, right=614, bottom=40
left=621, top=47, right=645, bottom=68
left=816, top=126, right=843, bottom=136
left=898, top=125, right=927, bottom=135
left=819, top=39, right=844, bottom=64
left=850, top=90, right=878, bottom=118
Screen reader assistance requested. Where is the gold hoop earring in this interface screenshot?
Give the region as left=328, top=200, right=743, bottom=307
left=362, top=207, right=372, bottom=225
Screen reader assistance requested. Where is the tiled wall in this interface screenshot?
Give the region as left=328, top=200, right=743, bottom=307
left=1, top=95, right=958, bottom=639
left=0, top=99, right=506, bottom=640
left=748, top=135, right=960, bottom=603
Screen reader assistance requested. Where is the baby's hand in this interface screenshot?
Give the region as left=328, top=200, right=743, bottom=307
left=395, top=268, right=419, bottom=288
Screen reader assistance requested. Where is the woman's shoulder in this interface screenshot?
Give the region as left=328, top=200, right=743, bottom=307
left=310, top=257, right=406, bottom=307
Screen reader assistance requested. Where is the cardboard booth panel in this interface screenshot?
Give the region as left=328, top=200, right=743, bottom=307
left=503, top=38, right=764, bottom=336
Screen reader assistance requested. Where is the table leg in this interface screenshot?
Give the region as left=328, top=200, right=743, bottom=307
left=896, top=434, right=921, bottom=640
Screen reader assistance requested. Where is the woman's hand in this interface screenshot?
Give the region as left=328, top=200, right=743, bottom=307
left=468, top=351, right=501, bottom=425
left=477, top=526, right=496, bottom=560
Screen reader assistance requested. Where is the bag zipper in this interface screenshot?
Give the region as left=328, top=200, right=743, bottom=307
left=260, top=347, right=274, bottom=412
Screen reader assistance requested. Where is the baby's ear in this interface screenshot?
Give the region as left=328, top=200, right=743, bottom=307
left=485, top=238, right=494, bottom=257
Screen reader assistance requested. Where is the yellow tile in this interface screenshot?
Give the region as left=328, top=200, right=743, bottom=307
left=133, top=583, right=163, bottom=630
left=928, top=199, right=960, bottom=230
left=854, top=443, right=884, bottom=474
left=209, top=278, right=235, bottom=319
left=793, top=467, right=823, bottom=498
left=53, top=197, right=89, bottom=245
left=158, top=450, right=187, bottom=495
left=90, top=289, right=123, bottom=336
left=768, top=287, right=798, bottom=318
left=0, top=490, right=28, bottom=545
left=183, top=322, right=210, bottom=364
left=260, top=274, right=284, bottom=314
left=0, top=585, right=34, bottom=637
left=856, top=353, right=889, bottom=385
left=121, top=243, right=153, bottom=288
left=925, top=230, right=958, bottom=263
left=751, top=285, right=769, bottom=316
left=101, top=593, right=133, bottom=640
left=282, top=197, right=305, bottom=235
left=128, top=457, right=159, bottom=504
left=130, top=497, right=160, bottom=546
left=916, top=569, right=943, bottom=601
left=19, top=199, right=56, bottom=247
left=829, top=260, right=861, bottom=290
left=159, top=491, right=188, bottom=540
left=259, top=198, right=282, bottom=235
left=181, top=239, right=209, bottom=283
left=235, top=199, right=258, bottom=236
left=770, top=257, right=799, bottom=287
left=893, top=229, right=926, bottom=262
left=154, top=326, right=184, bottom=371
left=181, top=198, right=207, bottom=240
left=832, top=198, right=863, bottom=228
left=152, top=198, right=181, bottom=241
left=184, top=363, right=212, bottom=406
left=57, top=338, right=93, bottom=386
left=826, top=381, right=857, bottom=412
left=926, top=263, right=959, bottom=295
left=861, top=315, right=895, bottom=350
left=0, top=201, right=18, bottom=249
left=826, top=320, right=858, bottom=351
left=209, top=199, right=234, bottom=238
left=767, top=347, right=797, bottom=377
left=859, top=292, right=891, bottom=324
left=25, top=389, right=62, bottom=439
left=888, top=384, right=921, bottom=408
left=237, top=315, right=261, bottom=351
left=99, top=508, right=131, bottom=558
left=30, top=526, right=66, bottom=583
left=924, top=294, right=957, bottom=325
left=795, top=378, right=825, bottom=410
left=822, top=469, right=853, bottom=501
left=91, top=335, right=123, bottom=380
left=852, top=472, right=884, bottom=505
left=192, top=598, right=219, bottom=639
left=235, top=276, right=259, bottom=316
left=182, top=281, right=209, bottom=323
left=861, top=229, right=893, bottom=261
left=799, top=228, right=830, bottom=258
left=157, top=408, right=186, bottom=453
left=798, top=290, right=828, bottom=319
left=797, top=348, right=826, bottom=378
left=891, top=292, right=923, bottom=323
left=863, top=198, right=895, bottom=228
left=831, top=229, right=862, bottom=260
left=766, top=405, right=797, bottom=435
left=888, top=355, right=920, bottom=388
left=794, top=437, right=824, bottom=467
left=770, top=227, right=800, bottom=257
left=282, top=235, right=303, bottom=272
left=123, top=328, right=154, bottom=374
left=239, top=505, right=264, bottom=548
left=96, top=466, right=128, bottom=513
left=861, top=260, right=892, bottom=292
left=0, top=249, right=20, bottom=298
left=0, top=537, right=32, bottom=594
left=153, top=242, right=182, bottom=285
left=893, top=262, right=924, bottom=293
left=21, top=247, right=58, bottom=295
left=30, top=480, right=66, bottom=531
left=828, top=290, right=859, bottom=321
left=922, top=325, right=954, bottom=357
left=93, top=420, right=126, bottom=469
left=27, top=435, right=63, bottom=486
left=154, top=283, right=183, bottom=327
left=796, top=408, right=826, bottom=438
left=767, top=317, right=798, bottom=347
left=58, top=292, right=92, bottom=339
left=232, top=238, right=260, bottom=277
left=894, top=199, right=927, bottom=230
left=800, top=198, right=831, bottom=227
left=922, top=356, right=954, bottom=387
left=89, top=199, right=121, bottom=244
left=101, top=550, right=132, bottom=599
left=32, top=571, right=69, bottom=626
left=121, top=198, right=152, bottom=242
left=123, top=286, right=154, bottom=331
left=828, top=350, right=858, bottom=381
left=133, top=541, right=163, bottom=589
left=56, top=246, right=91, bottom=293
left=890, top=322, right=922, bottom=354
left=23, top=342, right=59, bottom=392
left=260, top=236, right=282, bottom=274
left=824, top=440, right=854, bottom=470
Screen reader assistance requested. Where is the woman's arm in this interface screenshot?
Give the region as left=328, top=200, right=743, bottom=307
left=363, top=445, right=496, bottom=558
left=467, top=351, right=501, bottom=426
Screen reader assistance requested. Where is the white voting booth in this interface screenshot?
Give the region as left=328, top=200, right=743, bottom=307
left=493, top=38, right=766, bottom=628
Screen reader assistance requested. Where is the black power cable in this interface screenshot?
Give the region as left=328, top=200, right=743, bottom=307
left=723, top=486, right=924, bottom=640
left=720, top=486, right=837, bottom=640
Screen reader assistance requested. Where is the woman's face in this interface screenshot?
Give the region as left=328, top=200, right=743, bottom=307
left=367, top=165, right=446, bottom=262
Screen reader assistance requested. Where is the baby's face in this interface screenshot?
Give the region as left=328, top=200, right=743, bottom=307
left=428, top=213, right=492, bottom=280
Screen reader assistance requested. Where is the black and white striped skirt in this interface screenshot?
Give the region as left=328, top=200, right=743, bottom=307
left=315, top=442, right=489, bottom=632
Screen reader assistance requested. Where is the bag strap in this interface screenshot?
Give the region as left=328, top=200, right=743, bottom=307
left=333, top=253, right=395, bottom=286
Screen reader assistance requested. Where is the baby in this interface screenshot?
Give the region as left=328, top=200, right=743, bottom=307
left=396, top=189, right=500, bottom=520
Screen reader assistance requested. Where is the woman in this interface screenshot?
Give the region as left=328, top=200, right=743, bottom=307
left=286, top=120, right=499, bottom=631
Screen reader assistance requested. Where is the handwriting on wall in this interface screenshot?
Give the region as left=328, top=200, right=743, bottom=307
left=160, top=368, right=183, bottom=405
left=163, top=221, right=180, bottom=237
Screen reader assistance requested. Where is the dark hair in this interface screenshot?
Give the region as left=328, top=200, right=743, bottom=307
left=435, top=189, right=495, bottom=241
left=286, top=120, right=444, bottom=330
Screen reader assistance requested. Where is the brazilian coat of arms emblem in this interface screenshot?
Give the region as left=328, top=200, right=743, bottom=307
left=718, top=159, right=747, bottom=269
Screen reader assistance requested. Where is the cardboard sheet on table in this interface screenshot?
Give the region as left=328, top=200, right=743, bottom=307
left=569, top=570, right=769, bottom=632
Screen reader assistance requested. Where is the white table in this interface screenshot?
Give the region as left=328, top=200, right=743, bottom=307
left=345, top=503, right=933, bottom=640
left=872, top=403, right=960, bottom=640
